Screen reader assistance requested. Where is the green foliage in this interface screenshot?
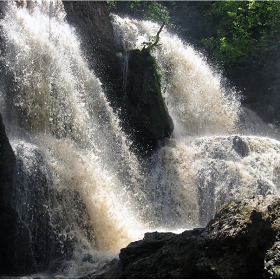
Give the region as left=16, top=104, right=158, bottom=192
left=141, top=35, right=159, bottom=52
left=272, top=266, right=280, bottom=279
left=106, top=0, right=117, bottom=10
left=106, top=1, right=175, bottom=53
left=143, top=2, right=176, bottom=52
left=130, top=1, right=175, bottom=53
left=143, top=1, right=175, bottom=29
left=202, top=0, right=280, bottom=69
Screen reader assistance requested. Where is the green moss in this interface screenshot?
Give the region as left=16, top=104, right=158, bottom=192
left=125, top=48, right=173, bottom=153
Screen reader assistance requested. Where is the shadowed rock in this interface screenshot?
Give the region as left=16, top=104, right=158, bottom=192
left=124, top=49, right=174, bottom=153
left=85, top=195, right=280, bottom=279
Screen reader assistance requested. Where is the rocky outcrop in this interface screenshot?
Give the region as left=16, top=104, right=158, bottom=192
left=0, top=131, right=97, bottom=276
left=118, top=230, right=201, bottom=279
left=193, top=195, right=280, bottom=278
left=0, top=116, right=96, bottom=276
left=123, top=49, right=174, bottom=152
left=63, top=1, right=122, bottom=93
left=86, top=195, right=280, bottom=279
left=63, top=2, right=173, bottom=153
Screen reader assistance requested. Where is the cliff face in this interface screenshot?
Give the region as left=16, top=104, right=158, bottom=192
left=63, top=1, right=122, bottom=90
left=0, top=114, right=17, bottom=275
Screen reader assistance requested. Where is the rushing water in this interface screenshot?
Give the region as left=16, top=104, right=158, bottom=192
left=112, top=14, right=280, bottom=226
left=1, top=2, right=280, bottom=278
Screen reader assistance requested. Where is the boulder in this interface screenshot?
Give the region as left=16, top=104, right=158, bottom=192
left=85, top=195, right=280, bottom=278
left=118, top=230, right=201, bottom=279
left=193, top=195, right=280, bottom=278
left=123, top=49, right=174, bottom=152
left=232, top=135, right=249, bottom=157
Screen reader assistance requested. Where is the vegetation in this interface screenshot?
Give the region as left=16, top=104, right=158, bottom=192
left=107, top=0, right=280, bottom=68
left=106, top=0, right=280, bottom=123
left=106, top=1, right=176, bottom=52
left=202, top=0, right=280, bottom=70
left=272, top=267, right=280, bottom=279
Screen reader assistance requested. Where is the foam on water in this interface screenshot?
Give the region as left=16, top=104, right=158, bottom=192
left=1, top=4, right=280, bottom=278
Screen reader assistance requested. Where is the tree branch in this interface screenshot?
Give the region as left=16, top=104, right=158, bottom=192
left=151, top=21, right=165, bottom=49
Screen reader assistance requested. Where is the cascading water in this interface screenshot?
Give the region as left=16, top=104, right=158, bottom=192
left=112, top=14, right=280, bottom=227
left=0, top=1, right=149, bottom=277
left=1, top=2, right=280, bottom=278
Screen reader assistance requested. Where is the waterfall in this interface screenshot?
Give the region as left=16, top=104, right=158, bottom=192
left=112, top=15, right=280, bottom=227
left=1, top=2, right=280, bottom=278
left=0, top=2, right=149, bottom=277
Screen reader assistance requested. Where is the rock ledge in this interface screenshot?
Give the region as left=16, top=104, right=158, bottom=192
left=85, top=195, right=280, bottom=279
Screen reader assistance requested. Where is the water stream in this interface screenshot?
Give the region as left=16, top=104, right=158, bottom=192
left=1, top=2, right=280, bottom=278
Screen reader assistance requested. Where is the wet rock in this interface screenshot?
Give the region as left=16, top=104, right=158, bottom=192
left=119, top=230, right=201, bottom=279
left=124, top=49, right=174, bottom=153
left=232, top=135, right=250, bottom=157
left=193, top=195, right=280, bottom=278
left=88, top=195, right=280, bottom=279
left=63, top=1, right=123, bottom=106
left=0, top=127, right=97, bottom=276
left=63, top=3, right=173, bottom=154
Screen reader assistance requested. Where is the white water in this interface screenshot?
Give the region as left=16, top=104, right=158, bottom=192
left=112, top=15, right=280, bottom=226
left=0, top=2, right=148, bottom=277
left=1, top=3, right=280, bottom=278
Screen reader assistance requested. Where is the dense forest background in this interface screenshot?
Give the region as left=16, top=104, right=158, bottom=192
left=107, top=0, right=280, bottom=126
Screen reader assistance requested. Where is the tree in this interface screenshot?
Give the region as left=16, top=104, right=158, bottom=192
left=106, top=1, right=176, bottom=52
left=202, top=0, right=280, bottom=70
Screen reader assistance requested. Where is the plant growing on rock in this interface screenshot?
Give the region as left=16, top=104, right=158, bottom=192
left=106, top=0, right=176, bottom=52
left=105, top=1, right=176, bottom=153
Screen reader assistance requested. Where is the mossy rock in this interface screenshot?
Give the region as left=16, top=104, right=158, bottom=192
left=124, top=49, right=173, bottom=153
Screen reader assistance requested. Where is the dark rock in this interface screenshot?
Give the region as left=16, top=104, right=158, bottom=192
left=119, top=231, right=178, bottom=268
left=119, top=230, right=201, bottom=279
left=193, top=195, right=280, bottom=278
left=0, top=115, right=15, bottom=192
left=0, top=113, right=17, bottom=275
left=11, top=143, right=97, bottom=276
left=124, top=49, right=174, bottom=152
left=63, top=2, right=173, bottom=154
left=63, top=1, right=116, bottom=66
left=232, top=135, right=250, bottom=157
left=0, top=127, right=97, bottom=276
left=63, top=1, right=124, bottom=106
left=89, top=195, right=280, bottom=279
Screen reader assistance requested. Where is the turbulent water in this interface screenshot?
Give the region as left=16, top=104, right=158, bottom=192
left=112, top=15, right=280, bottom=225
left=1, top=2, right=280, bottom=278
